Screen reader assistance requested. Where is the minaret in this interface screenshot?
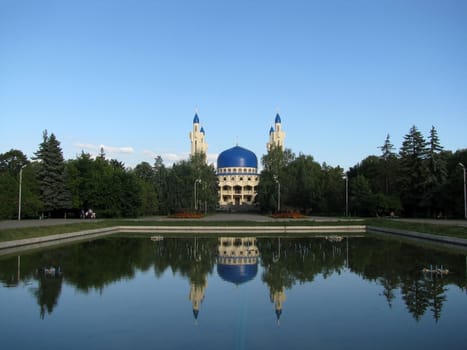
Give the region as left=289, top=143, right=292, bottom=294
left=189, top=112, right=208, bottom=156
left=267, top=113, right=286, bottom=151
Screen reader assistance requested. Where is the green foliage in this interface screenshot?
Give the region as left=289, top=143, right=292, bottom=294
left=350, top=175, right=376, bottom=216
left=66, top=153, right=143, bottom=218
left=0, top=150, right=42, bottom=219
left=0, top=125, right=465, bottom=219
left=34, top=131, right=72, bottom=215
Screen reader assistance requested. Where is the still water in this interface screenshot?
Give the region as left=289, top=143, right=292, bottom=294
left=1, top=234, right=467, bottom=350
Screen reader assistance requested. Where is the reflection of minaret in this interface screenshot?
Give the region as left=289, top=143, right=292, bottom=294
left=270, top=288, right=286, bottom=325
left=189, top=278, right=207, bottom=324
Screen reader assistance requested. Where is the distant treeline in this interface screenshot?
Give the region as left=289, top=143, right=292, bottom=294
left=0, top=126, right=466, bottom=219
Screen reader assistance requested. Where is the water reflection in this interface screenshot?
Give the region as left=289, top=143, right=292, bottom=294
left=0, top=235, right=466, bottom=324
left=217, top=237, right=259, bottom=285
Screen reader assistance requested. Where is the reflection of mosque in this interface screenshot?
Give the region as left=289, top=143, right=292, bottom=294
left=217, top=237, right=259, bottom=284
left=188, top=237, right=286, bottom=324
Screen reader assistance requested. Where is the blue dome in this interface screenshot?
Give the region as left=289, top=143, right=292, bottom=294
left=217, top=146, right=257, bottom=169
left=193, top=113, right=200, bottom=123
left=275, top=113, right=281, bottom=123
left=269, top=126, right=274, bottom=134
left=217, top=263, right=258, bottom=285
left=200, top=126, right=205, bottom=134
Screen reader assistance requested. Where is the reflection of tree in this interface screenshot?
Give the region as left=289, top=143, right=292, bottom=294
left=401, top=278, right=430, bottom=321
left=0, top=235, right=465, bottom=323
left=378, top=275, right=399, bottom=308
left=260, top=238, right=347, bottom=291
left=33, top=270, right=63, bottom=319
left=425, top=274, right=447, bottom=322
left=152, top=236, right=217, bottom=284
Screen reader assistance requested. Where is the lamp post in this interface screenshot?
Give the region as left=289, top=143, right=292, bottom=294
left=459, top=163, right=467, bottom=220
left=18, top=164, right=26, bottom=221
left=273, top=175, right=280, bottom=212
left=194, top=179, right=202, bottom=211
left=343, top=174, right=348, bottom=217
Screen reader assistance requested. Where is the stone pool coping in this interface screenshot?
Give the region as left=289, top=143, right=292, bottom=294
left=1, top=225, right=467, bottom=254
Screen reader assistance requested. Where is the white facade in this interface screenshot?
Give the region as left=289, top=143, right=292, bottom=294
left=217, top=166, right=259, bottom=206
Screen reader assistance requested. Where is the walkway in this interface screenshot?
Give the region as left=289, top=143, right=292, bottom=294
left=1, top=214, right=465, bottom=230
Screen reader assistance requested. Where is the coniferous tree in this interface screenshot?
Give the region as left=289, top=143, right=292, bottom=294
left=379, top=134, right=396, bottom=161
left=424, top=126, right=447, bottom=216
left=399, top=126, right=429, bottom=216
left=154, top=156, right=170, bottom=214
left=34, top=131, right=71, bottom=216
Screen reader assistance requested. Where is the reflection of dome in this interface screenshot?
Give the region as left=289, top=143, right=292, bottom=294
left=217, top=262, right=258, bottom=285
left=217, top=146, right=258, bottom=169
left=217, top=237, right=259, bottom=285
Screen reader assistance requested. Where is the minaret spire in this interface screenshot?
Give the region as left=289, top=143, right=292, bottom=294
left=189, top=110, right=208, bottom=156
left=267, top=111, right=286, bottom=151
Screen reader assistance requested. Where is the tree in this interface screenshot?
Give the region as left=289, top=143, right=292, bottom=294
left=320, top=164, right=346, bottom=215
left=0, top=149, right=29, bottom=174
left=379, top=134, right=399, bottom=196
left=350, top=175, right=376, bottom=216
left=34, top=131, right=71, bottom=216
left=423, top=126, right=447, bottom=216
left=398, top=126, right=429, bottom=216
left=257, top=145, right=295, bottom=213
left=0, top=149, right=42, bottom=219
left=379, top=134, right=396, bottom=161
left=283, top=154, right=322, bottom=213
left=133, top=162, right=158, bottom=215
left=153, top=156, right=170, bottom=215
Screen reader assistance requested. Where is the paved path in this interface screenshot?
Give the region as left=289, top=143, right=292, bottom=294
left=0, top=219, right=102, bottom=230
left=393, top=218, right=467, bottom=228
left=1, top=215, right=466, bottom=230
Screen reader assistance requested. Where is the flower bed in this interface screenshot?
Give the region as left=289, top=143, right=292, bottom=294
left=168, top=212, right=204, bottom=219
left=271, top=212, right=306, bottom=219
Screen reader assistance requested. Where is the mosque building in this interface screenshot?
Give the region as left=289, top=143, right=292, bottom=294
left=189, top=112, right=285, bottom=208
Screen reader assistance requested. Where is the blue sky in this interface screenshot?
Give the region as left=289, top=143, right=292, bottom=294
left=1, top=0, right=466, bottom=170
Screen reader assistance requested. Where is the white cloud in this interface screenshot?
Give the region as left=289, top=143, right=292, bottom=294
left=74, top=142, right=134, bottom=155
left=99, top=145, right=134, bottom=154
left=74, top=142, right=98, bottom=151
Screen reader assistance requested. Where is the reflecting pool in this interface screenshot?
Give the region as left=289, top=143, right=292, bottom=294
left=1, top=234, right=467, bottom=349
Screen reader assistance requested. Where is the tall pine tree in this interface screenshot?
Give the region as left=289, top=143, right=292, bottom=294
left=424, top=126, right=447, bottom=216
left=34, top=131, right=71, bottom=216
left=399, top=125, right=428, bottom=216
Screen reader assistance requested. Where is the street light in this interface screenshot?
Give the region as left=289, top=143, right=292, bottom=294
left=194, top=179, right=202, bottom=211
left=273, top=175, right=280, bottom=212
left=18, top=164, right=26, bottom=221
left=343, top=174, right=349, bottom=217
left=459, top=163, right=467, bottom=220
